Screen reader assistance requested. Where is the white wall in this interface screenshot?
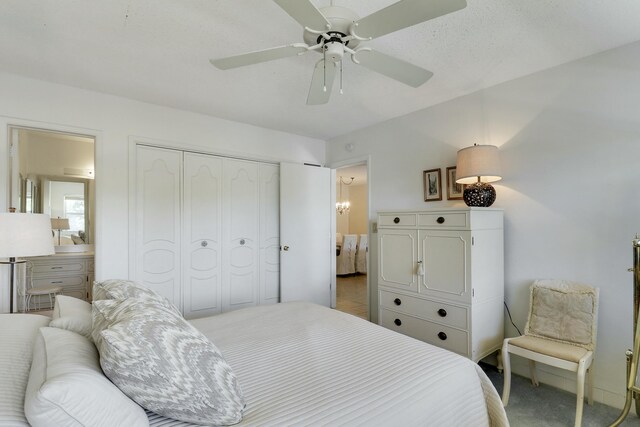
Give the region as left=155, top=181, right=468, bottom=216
left=0, top=72, right=325, bottom=313
left=327, top=41, right=640, bottom=408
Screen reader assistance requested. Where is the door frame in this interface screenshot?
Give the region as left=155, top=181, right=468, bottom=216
left=329, top=155, right=372, bottom=318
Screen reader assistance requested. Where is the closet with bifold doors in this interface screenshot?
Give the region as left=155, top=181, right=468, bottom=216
left=132, top=145, right=280, bottom=319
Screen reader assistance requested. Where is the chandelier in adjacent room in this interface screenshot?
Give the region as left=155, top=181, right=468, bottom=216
left=336, top=176, right=354, bottom=215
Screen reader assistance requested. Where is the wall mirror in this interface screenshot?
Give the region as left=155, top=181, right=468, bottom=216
left=8, top=126, right=95, bottom=251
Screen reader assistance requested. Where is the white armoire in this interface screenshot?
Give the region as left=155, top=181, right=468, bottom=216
left=132, top=145, right=280, bottom=319
left=377, top=208, right=504, bottom=362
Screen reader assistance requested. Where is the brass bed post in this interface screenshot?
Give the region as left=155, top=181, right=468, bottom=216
left=610, top=236, right=640, bottom=426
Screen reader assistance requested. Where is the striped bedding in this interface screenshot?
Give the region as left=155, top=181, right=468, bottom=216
left=0, top=314, right=51, bottom=426
left=148, top=302, right=509, bottom=427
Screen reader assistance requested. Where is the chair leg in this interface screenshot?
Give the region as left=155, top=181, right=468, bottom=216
left=587, top=362, right=594, bottom=406
left=25, top=294, right=31, bottom=312
left=529, top=360, right=539, bottom=386
left=502, top=341, right=511, bottom=406
left=575, top=360, right=588, bottom=427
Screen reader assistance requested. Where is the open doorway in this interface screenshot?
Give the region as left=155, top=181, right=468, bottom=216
left=334, top=164, right=368, bottom=320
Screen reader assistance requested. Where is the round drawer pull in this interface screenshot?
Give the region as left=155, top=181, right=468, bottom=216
left=394, top=298, right=402, bottom=306
left=438, top=332, right=447, bottom=341
left=393, top=217, right=400, bottom=224
left=437, top=308, right=447, bottom=317
left=394, top=318, right=402, bottom=326
left=436, top=216, right=445, bottom=224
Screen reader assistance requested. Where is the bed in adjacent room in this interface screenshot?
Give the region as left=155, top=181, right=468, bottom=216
left=1, top=287, right=508, bottom=427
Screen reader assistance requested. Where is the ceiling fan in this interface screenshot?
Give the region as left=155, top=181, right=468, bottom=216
left=210, top=0, right=467, bottom=105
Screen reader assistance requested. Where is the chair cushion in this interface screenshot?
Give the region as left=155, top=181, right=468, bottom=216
left=24, top=327, right=149, bottom=427
left=509, top=335, right=590, bottom=363
left=93, top=298, right=245, bottom=425
left=26, top=286, right=63, bottom=295
left=49, top=295, right=93, bottom=340
left=525, top=279, right=598, bottom=350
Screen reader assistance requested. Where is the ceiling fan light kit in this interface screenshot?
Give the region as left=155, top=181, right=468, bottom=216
left=211, top=0, right=468, bottom=105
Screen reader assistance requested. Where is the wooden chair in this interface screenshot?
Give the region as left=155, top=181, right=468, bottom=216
left=502, top=279, right=599, bottom=427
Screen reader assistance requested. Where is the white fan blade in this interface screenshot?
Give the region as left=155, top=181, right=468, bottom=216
left=273, top=0, right=331, bottom=33
left=211, top=44, right=308, bottom=70
left=307, top=60, right=337, bottom=105
left=354, top=0, right=467, bottom=40
left=353, top=49, right=433, bottom=87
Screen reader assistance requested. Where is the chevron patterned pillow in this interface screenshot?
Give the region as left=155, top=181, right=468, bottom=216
left=93, top=298, right=245, bottom=425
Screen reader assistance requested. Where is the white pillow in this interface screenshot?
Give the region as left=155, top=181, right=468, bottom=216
left=24, top=327, right=149, bottom=427
left=49, top=295, right=93, bottom=339
left=93, top=298, right=245, bottom=425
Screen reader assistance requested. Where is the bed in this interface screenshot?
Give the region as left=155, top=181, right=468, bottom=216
left=1, top=288, right=508, bottom=427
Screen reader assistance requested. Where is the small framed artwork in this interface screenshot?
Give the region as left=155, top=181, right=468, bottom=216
left=446, top=166, right=465, bottom=200
left=423, top=168, right=442, bottom=202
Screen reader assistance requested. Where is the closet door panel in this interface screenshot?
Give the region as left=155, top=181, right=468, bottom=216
left=224, top=159, right=259, bottom=311
left=183, top=153, right=223, bottom=319
left=260, top=164, right=280, bottom=304
left=135, top=146, right=182, bottom=306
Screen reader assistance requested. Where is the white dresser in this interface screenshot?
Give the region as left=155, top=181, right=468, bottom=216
left=21, top=252, right=95, bottom=311
left=377, top=208, right=503, bottom=362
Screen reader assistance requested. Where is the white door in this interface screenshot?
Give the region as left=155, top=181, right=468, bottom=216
left=182, top=153, right=223, bottom=319
left=223, top=159, right=259, bottom=311
left=134, top=145, right=182, bottom=306
left=280, top=162, right=331, bottom=306
left=259, top=164, right=280, bottom=305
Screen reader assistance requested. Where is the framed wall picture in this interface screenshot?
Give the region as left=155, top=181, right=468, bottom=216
left=446, top=166, right=465, bottom=200
left=423, top=168, right=442, bottom=202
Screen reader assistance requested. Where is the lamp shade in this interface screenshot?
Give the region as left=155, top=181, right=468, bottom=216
left=51, top=218, right=70, bottom=230
left=0, top=213, right=55, bottom=258
left=455, top=144, right=502, bottom=184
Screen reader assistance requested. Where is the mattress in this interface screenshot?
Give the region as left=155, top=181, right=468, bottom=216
left=0, top=314, right=51, bottom=427
left=148, top=303, right=508, bottom=426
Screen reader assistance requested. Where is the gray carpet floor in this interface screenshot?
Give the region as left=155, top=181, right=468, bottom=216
left=481, top=363, right=640, bottom=426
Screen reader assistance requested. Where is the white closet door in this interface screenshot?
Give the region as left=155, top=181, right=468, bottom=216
left=223, top=159, right=259, bottom=311
left=135, top=146, right=182, bottom=306
left=280, top=162, right=331, bottom=307
left=260, top=163, right=280, bottom=304
left=183, top=153, right=223, bottom=319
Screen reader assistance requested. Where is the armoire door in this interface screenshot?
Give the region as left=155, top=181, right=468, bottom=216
left=134, top=145, right=182, bottom=306
left=182, top=153, right=223, bottom=319
left=378, top=228, right=418, bottom=293
left=223, top=159, right=260, bottom=311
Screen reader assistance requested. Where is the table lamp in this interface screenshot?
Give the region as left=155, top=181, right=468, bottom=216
left=455, top=144, right=502, bottom=207
left=0, top=213, right=55, bottom=313
left=51, top=217, right=70, bottom=246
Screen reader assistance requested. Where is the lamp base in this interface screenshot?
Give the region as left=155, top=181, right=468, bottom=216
left=463, top=182, right=496, bottom=207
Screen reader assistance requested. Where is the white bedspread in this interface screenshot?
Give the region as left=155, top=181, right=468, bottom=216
left=0, top=314, right=51, bottom=427
left=148, top=303, right=508, bottom=427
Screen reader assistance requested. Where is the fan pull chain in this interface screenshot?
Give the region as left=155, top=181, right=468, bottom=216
left=340, top=60, right=343, bottom=94
left=323, top=47, right=327, bottom=92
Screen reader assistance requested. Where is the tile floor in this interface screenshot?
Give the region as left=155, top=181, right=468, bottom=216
left=335, top=274, right=368, bottom=320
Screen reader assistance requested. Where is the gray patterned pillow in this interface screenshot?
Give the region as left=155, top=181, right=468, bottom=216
left=93, top=298, right=245, bottom=425
left=92, top=279, right=180, bottom=315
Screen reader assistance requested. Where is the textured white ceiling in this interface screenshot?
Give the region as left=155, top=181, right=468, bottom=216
left=2, top=1, right=640, bottom=140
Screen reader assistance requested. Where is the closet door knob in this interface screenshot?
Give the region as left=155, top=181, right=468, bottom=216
left=438, top=332, right=447, bottom=341
left=201, top=241, right=208, bottom=247
left=240, top=239, right=246, bottom=245
left=394, top=318, right=402, bottom=326
left=282, top=245, right=289, bottom=251
left=437, top=308, right=447, bottom=317
left=436, top=216, right=445, bottom=224
left=393, top=217, right=400, bottom=224
left=394, top=298, right=402, bottom=306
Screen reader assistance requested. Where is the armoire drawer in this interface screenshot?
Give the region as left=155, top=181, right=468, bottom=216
left=379, top=290, right=468, bottom=330
left=379, top=213, right=417, bottom=227
left=380, top=309, right=469, bottom=356
left=31, top=261, right=85, bottom=275
left=32, top=275, right=86, bottom=288
left=418, top=212, right=468, bottom=228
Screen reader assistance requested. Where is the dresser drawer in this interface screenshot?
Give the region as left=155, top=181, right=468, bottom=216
left=379, top=213, right=417, bottom=227
left=418, top=212, right=468, bottom=228
left=31, top=261, right=84, bottom=275
left=380, top=309, right=469, bottom=356
left=32, top=275, right=86, bottom=288
left=379, top=290, right=468, bottom=330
